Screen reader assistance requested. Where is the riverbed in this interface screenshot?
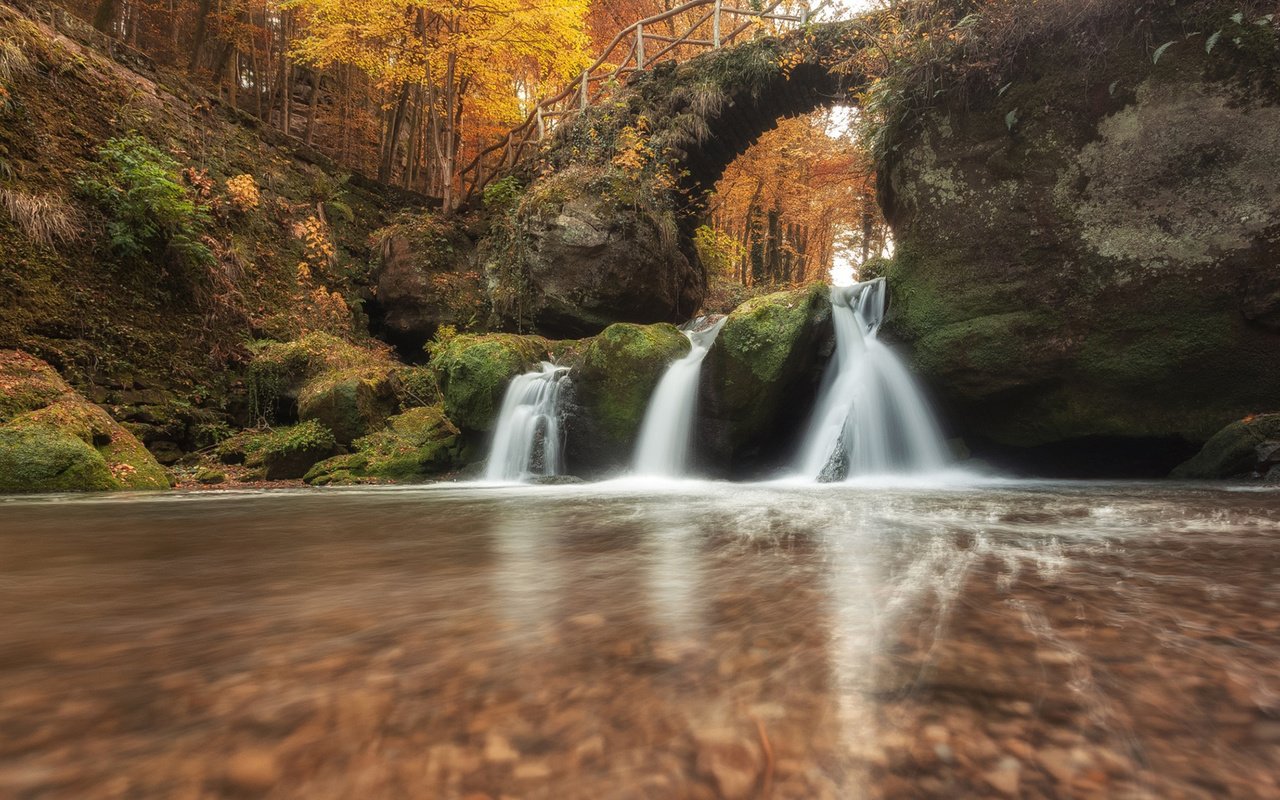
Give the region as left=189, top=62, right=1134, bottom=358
left=1, top=481, right=1277, bottom=798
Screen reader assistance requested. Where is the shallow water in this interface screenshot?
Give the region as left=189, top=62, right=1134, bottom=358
left=1, top=481, right=1278, bottom=799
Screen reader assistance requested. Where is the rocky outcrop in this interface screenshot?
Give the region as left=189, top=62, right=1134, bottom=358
left=697, top=284, right=832, bottom=475
left=247, top=333, right=404, bottom=444
left=369, top=221, right=484, bottom=355
left=0, top=350, right=169, bottom=492
left=480, top=168, right=704, bottom=337
left=563, top=323, right=690, bottom=473
left=428, top=333, right=550, bottom=432
left=880, top=20, right=1280, bottom=473
left=1172, top=414, right=1280, bottom=479
left=305, top=406, right=462, bottom=485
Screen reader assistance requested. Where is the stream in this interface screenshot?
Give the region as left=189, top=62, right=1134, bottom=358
left=1, top=481, right=1278, bottom=798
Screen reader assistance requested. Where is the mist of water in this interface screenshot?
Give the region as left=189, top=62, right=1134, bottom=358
left=796, top=280, right=950, bottom=480
left=633, top=319, right=727, bottom=478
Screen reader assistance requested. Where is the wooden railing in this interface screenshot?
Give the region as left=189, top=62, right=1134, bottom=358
left=457, top=0, right=829, bottom=205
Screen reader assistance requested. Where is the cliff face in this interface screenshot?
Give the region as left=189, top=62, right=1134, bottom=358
left=881, top=10, right=1280, bottom=473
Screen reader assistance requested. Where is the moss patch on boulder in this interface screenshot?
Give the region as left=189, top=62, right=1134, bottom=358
left=564, top=322, right=690, bottom=471
left=1172, top=414, right=1280, bottom=479
left=305, top=406, right=461, bottom=486
left=0, top=350, right=169, bottom=492
left=221, top=420, right=337, bottom=480
left=698, top=284, right=832, bottom=468
left=428, top=334, right=549, bottom=431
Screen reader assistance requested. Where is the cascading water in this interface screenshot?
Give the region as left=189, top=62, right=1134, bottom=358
left=632, top=318, right=727, bottom=477
left=796, top=279, right=950, bottom=480
left=484, top=363, right=569, bottom=482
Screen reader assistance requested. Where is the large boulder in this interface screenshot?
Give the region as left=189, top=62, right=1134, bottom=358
left=1172, top=414, right=1280, bottom=479
left=305, top=406, right=462, bottom=485
left=480, top=167, right=704, bottom=337
left=214, top=420, right=339, bottom=480
left=563, top=323, right=690, bottom=473
left=370, top=219, right=484, bottom=354
left=247, top=333, right=403, bottom=444
left=0, top=350, right=169, bottom=492
left=428, top=333, right=549, bottom=432
left=297, top=369, right=397, bottom=446
left=697, top=284, right=832, bottom=475
left=880, top=23, right=1280, bottom=473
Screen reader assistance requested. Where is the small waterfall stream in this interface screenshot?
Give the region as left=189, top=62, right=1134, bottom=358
left=484, top=363, right=569, bottom=482
left=632, top=318, right=727, bottom=477
left=796, top=279, right=949, bottom=480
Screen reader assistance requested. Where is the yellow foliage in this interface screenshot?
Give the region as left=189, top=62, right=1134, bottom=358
left=225, top=174, right=261, bottom=212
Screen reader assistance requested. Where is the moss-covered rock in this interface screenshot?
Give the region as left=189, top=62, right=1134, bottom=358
left=247, top=333, right=405, bottom=446
left=697, top=284, right=832, bottom=472
left=0, top=350, right=169, bottom=492
left=305, top=406, right=461, bottom=485
left=563, top=323, right=690, bottom=472
left=1171, top=414, right=1280, bottom=479
left=297, top=368, right=396, bottom=445
left=428, top=333, right=549, bottom=431
left=226, top=420, right=337, bottom=480
left=879, top=15, right=1280, bottom=471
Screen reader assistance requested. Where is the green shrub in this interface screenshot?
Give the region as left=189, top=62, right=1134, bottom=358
left=77, top=134, right=212, bottom=269
left=481, top=176, right=524, bottom=210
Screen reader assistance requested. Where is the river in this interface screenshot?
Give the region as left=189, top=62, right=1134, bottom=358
left=1, top=481, right=1277, bottom=798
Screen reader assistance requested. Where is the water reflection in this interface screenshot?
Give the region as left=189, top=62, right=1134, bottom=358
left=0, top=483, right=1277, bottom=798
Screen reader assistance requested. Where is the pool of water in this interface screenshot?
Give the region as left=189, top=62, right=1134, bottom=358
left=1, top=480, right=1278, bottom=798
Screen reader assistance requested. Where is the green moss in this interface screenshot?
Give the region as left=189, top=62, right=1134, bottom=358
left=1172, top=414, right=1280, bottom=479
left=305, top=406, right=460, bottom=485
left=0, top=349, right=169, bottom=491
left=0, top=426, right=115, bottom=492
left=575, top=323, right=690, bottom=448
left=428, top=333, right=549, bottom=431
left=233, top=419, right=337, bottom=480
left=703, top=283, right=830, bottom=452
left=297, top=367, right=395, bottom=445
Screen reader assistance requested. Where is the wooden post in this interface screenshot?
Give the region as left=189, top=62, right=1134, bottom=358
left=713, top=0, right=721, bottom=48
left=580, top=70, right=589, bottom=111
left=636, top=24, right=645, bottom=70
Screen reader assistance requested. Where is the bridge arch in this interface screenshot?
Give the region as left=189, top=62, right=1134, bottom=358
left=480, top=22, right=872, bottom=336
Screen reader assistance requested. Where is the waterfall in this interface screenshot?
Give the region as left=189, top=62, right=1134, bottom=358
left=796, top=279, right=949, bottom=480
left=633, top=318, right=727, bottom=477
left=484, top=363, right=569, bottom=482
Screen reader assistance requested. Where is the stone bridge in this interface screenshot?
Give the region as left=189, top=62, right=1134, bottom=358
left=478, top=21, right=870, bottom=336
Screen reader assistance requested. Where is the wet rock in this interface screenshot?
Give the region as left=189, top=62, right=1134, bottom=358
left=984, top=756, right=1022, bottom=796
left=563, top=323, right=690, bottom=473
left=224, top=748, right=280, bottom=793
left=883, top=51, right=1280, bottom=468
left=1172, top=414, right=1280, bottom=478
left=371, top=225, right=482, bottom=354
left=428, top=334, right=549, bottom=432
left=693, top=730, right=760, bottom=800
left=698, top=284, right=832, bottom=475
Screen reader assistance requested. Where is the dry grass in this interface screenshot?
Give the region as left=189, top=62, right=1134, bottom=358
left=0, top=37, right=31, bottom=85
left=0, top=188, right=82, bottom=246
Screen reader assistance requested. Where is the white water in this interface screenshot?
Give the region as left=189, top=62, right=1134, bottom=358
left=796, top=279, right=950, bottom=480
left=633, top=318, right=728, bottom=477
left=484, top=363, right=569, bottom=482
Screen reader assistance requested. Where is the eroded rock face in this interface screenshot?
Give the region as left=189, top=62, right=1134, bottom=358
left=881, top=44, right=1280, bottom=471
left=481, top=168, right=704, bottom=337
left=0, top=350, right=170, bottom=492
left=370, top=229, right=483, bottom=355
